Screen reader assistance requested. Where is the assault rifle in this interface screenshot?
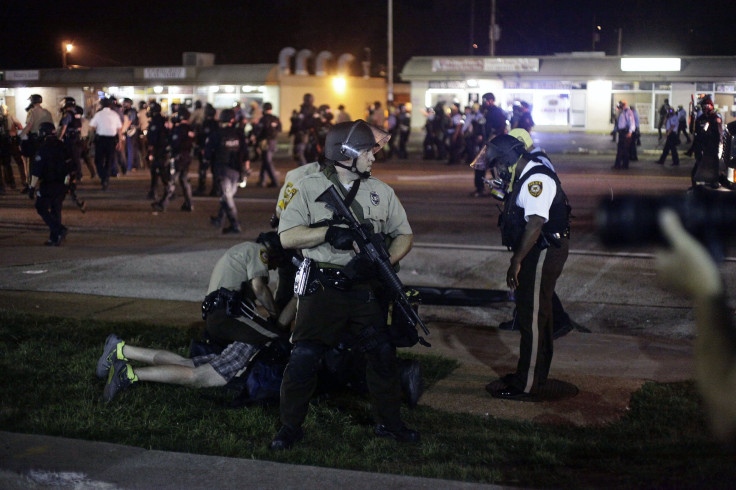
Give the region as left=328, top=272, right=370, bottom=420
left=316, top=185, right=430, bottom=341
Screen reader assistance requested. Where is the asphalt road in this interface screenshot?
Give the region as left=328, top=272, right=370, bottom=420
left=1, top=132, right=733, bottom=340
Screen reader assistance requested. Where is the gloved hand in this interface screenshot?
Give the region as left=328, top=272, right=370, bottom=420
left=28, top=186, right=36, bottom=200
left=344, top=253, right=377, bottom=281
left=269, top=213, right=280, bottom=229
left=325, top=226, right=358, bottom=250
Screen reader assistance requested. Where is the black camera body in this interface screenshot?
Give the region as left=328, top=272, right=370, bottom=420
left=597, top=188, right=736, bottom=251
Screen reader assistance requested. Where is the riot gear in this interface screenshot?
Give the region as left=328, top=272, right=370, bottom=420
left=470, top=133, right=525, bottom=172
left=325, top=120, right=385, bottom=161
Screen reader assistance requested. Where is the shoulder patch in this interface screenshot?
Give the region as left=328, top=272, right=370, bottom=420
left=370, top=191, right=380, bottom=206
left=528, top=181, right=543, bottom=197
left=259, top=247, right=269, bottom=265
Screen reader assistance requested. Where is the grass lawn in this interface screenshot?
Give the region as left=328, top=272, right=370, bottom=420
left=1, top=309, right=734, bottom=488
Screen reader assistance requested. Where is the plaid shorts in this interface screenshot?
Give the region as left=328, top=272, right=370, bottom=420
left=191, top=341, right=257, bottom=382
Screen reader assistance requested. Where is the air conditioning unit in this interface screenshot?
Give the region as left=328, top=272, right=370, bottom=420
left=182, top=52, right=215, bottom=67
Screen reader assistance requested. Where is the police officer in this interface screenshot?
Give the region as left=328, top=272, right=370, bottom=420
left=0, top=104, right=27, bottom=191
left=690, top=95, right=723, bottom=188
left=475, top=134, right=570, bottom=400
left=145, top=102, right=168, bottom=199
left=20, top=94, right=53, bottom=191
left=206, top=108, right=246, bottom=234
left=152, top=106, right=194, bottom=212
left=656, top=107, right=680, bottom=166
left=193, top=103, right=220, bottom=197
left=255, top=102, right=281, bottom=188
left=29, top=122, right=72, bottom=246
left=58, top=97, right=83, bottom=180
left=121, top=98, right=140, bottom=173
left=612, top=100, right=636, bottom=170
left=271, top=119, right=418, bottom=450
left=89, top=97, right=123, bottom=190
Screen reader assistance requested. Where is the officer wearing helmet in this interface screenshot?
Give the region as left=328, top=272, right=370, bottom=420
left=58, top=97, right=83, bottom=179
left=690, top=95, right=723, bottom=187
left=20, top=94, right=54, bottom=190
left=145, top=101, right=168, bottom=199
left=206, top=108, right=246, bottom=234
left=121, top=98, right=140, bottom=173
left=272, top=119, right=418, bottom=450
left=29, top=122, right=73, bottom=246
left=152, top=105, right=194, bottom=212
left=472, top=133, right=570, bottom=400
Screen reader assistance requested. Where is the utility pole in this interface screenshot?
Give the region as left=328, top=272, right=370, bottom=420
left=388, top=0, right=394, bottom=103
left=490, top=0, right=496, bottom=56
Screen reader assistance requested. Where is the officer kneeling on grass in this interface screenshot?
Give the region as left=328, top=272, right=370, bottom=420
left=272, top=120, right=419, bottom=450
left=472, top=133, right=571, bottom=400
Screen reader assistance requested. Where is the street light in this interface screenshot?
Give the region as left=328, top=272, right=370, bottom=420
left=62, top=41, right=73, bottom=68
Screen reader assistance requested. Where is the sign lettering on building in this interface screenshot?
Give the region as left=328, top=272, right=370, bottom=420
left=431, top=58, right=539, bottom=73
left=6, top=70, right=40, bottom=81
left=428, top=80, right=469, bottom=89
left=143, top=67, right=187, bottom=79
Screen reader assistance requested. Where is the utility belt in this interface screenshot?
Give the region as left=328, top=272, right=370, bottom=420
left=537, top=228, right=570, bottom=250
left=294, top=258, right=375, bottom=300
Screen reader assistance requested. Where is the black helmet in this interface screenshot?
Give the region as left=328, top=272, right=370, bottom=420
left=219, top=108, right=235, bottom=123
left=60, top=97, right=76, bottom=112
left=471, top=133, right=525, bottom=171
left=700, top=95, right=714, bottom=108
left=149, top=102, right=161, bottom=114
left=204, top=103, right=216, bottom=118
left=257, top=231, right=285, bottom=266
left=325, top=120, right=384, bottom=161
left=39, top=122, right=56, bottom=137
left=29, top=94, right=43, bottom=104
left=122, top=97, right=133, bottom=105
left=194, top=100, right=202, bottom=109
left=482, top=92, right=495, bottom=103
left=263, top=102, right=273, bottom=112
left=99, top=97, right=111, bottom=108
left=177, top=106, right=190, bottom=121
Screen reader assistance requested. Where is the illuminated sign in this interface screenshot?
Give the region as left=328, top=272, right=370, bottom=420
left=620, top=58, right=681, bottom=72
left=6, top=70, right=39, bottom=81
left=143, top=67, right=187, bottom=79
left=432, top=58, right=539, bottom=73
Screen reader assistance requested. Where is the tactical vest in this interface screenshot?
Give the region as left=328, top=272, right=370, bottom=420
left=499, top=157, right=571, bottom=250
left=38, top=137, right=71, bottom=184
left=215, top=125, right=242, bottom=172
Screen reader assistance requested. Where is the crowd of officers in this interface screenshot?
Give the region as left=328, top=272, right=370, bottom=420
left=421, top=94, right=533, bottom=168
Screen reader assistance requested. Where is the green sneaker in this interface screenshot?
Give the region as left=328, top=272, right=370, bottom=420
left=103, top=359, right=138, bottom=402
left=96, top=334, right=126, bottom=379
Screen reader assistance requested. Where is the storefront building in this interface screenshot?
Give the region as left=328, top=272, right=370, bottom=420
left=0, top=50, right=391, bottom=127
left=400, top=54, right=736, bottom=132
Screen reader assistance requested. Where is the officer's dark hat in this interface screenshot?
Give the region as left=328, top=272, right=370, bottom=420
left=38, top=122, right=56, bottom=137
left=482, top=92, right=495, bottom=102
left=29, top=94, right=43, bottom=104
left=149, top=102, right=161, bottom=114
left=700, top=95, right=713, bottom=107
left=263, top=102, right=273, bottom=111
left=194, top=100, right=202, bottom=109
left=204, top=103, right=216, bottom=118
left=123, top=97, right=133, bottom=104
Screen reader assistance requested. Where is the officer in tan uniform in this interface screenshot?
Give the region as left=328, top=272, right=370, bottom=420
left=271, top=120, right=418, bottom=450
left=20, top=94, right=53, bottom=190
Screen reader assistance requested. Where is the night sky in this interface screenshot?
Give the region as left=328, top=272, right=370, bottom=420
left=2, top=0, right=735, bottom=74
